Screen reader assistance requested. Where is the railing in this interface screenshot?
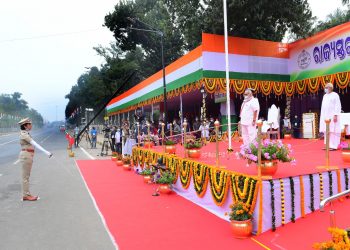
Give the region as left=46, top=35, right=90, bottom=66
left=320, top=189, right=350, bottom=227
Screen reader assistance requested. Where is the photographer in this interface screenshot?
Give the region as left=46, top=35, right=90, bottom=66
left=110, top=126, right=116, bottom=152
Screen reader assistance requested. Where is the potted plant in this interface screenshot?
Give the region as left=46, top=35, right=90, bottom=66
left=282, top=127, right=292, bottom=139
left=116, top=154, right=123, bottom=166
left=139, top=168, right=155, bottom=183
left=340, top=141, right=350, bottom=163
left=111, top=152, right=118, bottom=161
left=228, top=201, right=253, bottom=238
left=238, top=139, right=295, bottom=176
left=143, top=134, right=155, bottom=148
left=155, top=172, right=175, bottom=194
left=122, top=156, right=132, bottom=171
left=165, top=139, right=177, bottom=154
left=184, top=139, right=202, bottom=158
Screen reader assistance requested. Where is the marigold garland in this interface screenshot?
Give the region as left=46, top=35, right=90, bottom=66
left=193, top=163, right=209, bottom=197
left=289, top=177, right=295, bottom=222
left=260, top=81, right=273, bottom=95
left=319, top=173, right=324, bottom=202
left=307, top=78, right=320, bottom=94
left=269, top=180, right=276, bottom=231
left=299, top=176, right=306, bottom=217
left=336, top=169, right=342, bottom=194
left=231, top=80, right=246, bottom=94
left=344, top=168, right=349, bottom=190
left=328, top=171, right=333, bottom=197
left=179, top=160, right=192, bottom=189
left=309, top=174, right=315, bottom=212
left=336, top=71, right=350, bottom=89
left=296, top=80, right=307, bottom=95
left=208, top=168, right=230, bottom=206
left=273, top=81, right=284, bottom=96
left=230, top=175, right=259, bottom=214
left=279, top=179, right=286, bottom=226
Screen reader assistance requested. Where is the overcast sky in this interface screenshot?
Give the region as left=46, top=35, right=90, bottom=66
left=0, top=0, right=347, bottom=122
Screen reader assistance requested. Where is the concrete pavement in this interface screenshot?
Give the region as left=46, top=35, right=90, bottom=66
left=0, top=127, right=116, bottom=250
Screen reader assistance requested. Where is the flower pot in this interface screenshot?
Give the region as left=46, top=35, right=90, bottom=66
left=111, top=156, right=117, bottom=161
left=230, top=219, right=253, bottom=239
left=144, top=141, right=154, bottom=148
left=158, top=184, right=172, bottom=194
left=187, top=149, right=201, bottom=158
left=165, top=145, right=176, bottom=154
left=256, top=160, right=278, bottom=176
left=116, top=160, right=123, bottom=166
left=284, top=134, right=292, bottom=139
left=143, top=175, right=153, bottom=183
left=123, top=164, right=132, bottom=171
left=342, top=150, right=350, bottom=163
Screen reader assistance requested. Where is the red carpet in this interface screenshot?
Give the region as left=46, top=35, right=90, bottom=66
left=77, top=160, right=261, bottom=250
left=255, top=198, right=350, bottom=249
left=151, top=139, right=347, bottom=178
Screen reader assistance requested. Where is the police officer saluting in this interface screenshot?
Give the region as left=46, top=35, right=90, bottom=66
left=19, top=118, right=53, bottom=201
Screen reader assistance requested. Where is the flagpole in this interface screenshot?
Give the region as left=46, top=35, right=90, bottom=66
left=223, top=0, right=232, bottom=149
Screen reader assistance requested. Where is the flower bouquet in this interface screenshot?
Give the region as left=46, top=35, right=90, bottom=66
left=238, top=139, right=295, bottom=175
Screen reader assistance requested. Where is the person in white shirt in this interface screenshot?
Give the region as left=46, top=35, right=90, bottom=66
left=199, top=120, right=209, bottom=140
left=319, top=82, right=342, bottom=150
left=240, top=88, right=260, bottom=146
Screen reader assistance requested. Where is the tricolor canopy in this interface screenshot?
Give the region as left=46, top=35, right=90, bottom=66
left=107, top=22, right=350, bottom=115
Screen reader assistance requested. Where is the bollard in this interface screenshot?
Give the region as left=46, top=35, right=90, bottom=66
left=257, top=120, right=263, bottom=179
left=214, top=119, right=220, bottom=167
left=183, top=119, right=188, bottom=158
left=161, top=122, right=165, bottom=153
left=325, top=119, right=331, bottom=168
left=137, top=122, right=140, bottom=147
left=170, top=123, right=173, bottom=137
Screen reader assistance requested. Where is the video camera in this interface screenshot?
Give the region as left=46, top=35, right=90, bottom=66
left=102, top=126, right=111, bottom=138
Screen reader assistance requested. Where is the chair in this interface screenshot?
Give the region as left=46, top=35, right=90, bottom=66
left=266, top=105, right=280, bottom=139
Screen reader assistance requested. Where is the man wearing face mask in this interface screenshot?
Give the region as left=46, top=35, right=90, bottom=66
left=240, top=88, right=260, bottom=146
left=320, top=82, right=342, bottom=150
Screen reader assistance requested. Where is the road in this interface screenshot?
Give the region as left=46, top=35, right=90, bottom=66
left=0, top=127, right=116, bottom=250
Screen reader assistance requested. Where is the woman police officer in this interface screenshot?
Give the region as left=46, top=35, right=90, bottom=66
left=19, top=118, right=53, bottom=201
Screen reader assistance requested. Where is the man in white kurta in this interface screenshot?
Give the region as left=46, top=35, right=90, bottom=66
left=240, top=89, right=260, bottom=146
left=319, top=83, right=342, bottom=150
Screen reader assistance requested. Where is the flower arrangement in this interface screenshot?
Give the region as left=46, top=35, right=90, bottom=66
left=165, top=139, right=176, bottom=145
left=339, top=141, right=350, bottom=150
left=122, top=156, right=131, bottom=165
left=155, top=172, right=175, bottom=184
left=313, top=227, right=350, bottom=249
left=228, top=201, right=252, bottom=221
left=184, top=139, right=202, bottom=149
left=139, top=168, right=154, bottom=176
left=238, top=139, right=295, bottom=164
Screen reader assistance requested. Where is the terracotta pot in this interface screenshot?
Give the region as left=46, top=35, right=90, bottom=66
left=165, top=145, right=176, bottom=154
left=158, top=184, right=172, bottom=194
left=116, top=160, right=123, bottom=166
left=342, top=150, right=350, bottom=163
left=123, top=164, right=132, bottom=171
left=144, top=141, right=154, bottom=148
left=187, top=149, right=201, bottom=158
left=256, top=160, right=278, bottom=176
left=230, top=219, right=253, bottom=239
left=143, top=175, right=153, bottom=183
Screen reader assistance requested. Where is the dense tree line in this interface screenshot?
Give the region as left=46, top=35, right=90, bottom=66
left=65, top=0, right=350, bottom=122
left=0, top=92, right=44, bottom=128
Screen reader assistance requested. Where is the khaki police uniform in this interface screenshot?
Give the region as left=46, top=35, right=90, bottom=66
left=19, top=130, right=35, bottom=196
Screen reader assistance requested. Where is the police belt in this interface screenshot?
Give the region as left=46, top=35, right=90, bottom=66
left=21, top=149, right=35, bottom=153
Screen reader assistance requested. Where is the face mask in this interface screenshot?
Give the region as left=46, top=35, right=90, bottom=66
left=324, top=89, right=329, bottom=94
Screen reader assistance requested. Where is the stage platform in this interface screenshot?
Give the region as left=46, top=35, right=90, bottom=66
left=131, top=138, right=350, bottom=234
left=150, top=138, right=348, bottom=179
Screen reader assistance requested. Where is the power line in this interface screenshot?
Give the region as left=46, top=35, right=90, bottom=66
left=0, top=28, right=105, bottom=44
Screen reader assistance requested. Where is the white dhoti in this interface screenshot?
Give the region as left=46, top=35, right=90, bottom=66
left=319, top=91, right=342, bottom=150
left=241, top=124, right=257, bottom=146
left=324, top=132, right=341, bottom=149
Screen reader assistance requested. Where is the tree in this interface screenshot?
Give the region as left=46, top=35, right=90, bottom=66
left=311, top=8, right=350, bottom=34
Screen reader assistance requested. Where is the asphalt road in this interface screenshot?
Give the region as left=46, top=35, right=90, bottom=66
left=0, top=127, right=116, bottom=250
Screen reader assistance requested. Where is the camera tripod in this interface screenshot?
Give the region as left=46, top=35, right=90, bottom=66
left=100, top=136, right=113, bottom=156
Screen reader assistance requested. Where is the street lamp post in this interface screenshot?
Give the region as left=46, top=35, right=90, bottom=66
left=126, top=18, right=167, bottom=126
